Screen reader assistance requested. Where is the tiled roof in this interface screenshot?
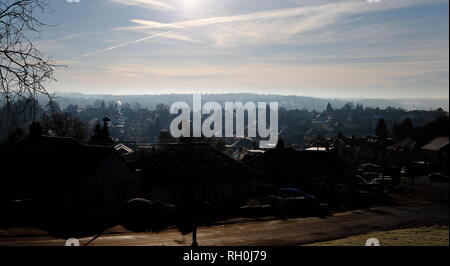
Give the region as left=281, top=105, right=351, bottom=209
left=0, top=135, right=117, bottom=179
left=130, top=142, right=261, bottom=186
left=421, top=136, right=449, bottom=151
left=387, top=137, right=416, bottom=151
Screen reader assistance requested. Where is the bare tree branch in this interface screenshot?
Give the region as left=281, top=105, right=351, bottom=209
left=0, top=0, right=58, bottom=132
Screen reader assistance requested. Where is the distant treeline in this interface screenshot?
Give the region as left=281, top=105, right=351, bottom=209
left=0, top=96, right=447, bottom=149
left=32, top=93, right=449, bottom=112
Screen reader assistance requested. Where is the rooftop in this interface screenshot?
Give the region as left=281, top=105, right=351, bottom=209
left=0, top=135, right=120, bottom=179
left=421, top=136, right=449, bottom=151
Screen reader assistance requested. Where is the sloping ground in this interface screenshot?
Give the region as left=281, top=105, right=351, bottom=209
left=1, top=180, right=447, bottom=246
left=0, top=200, right=447, bottom=246
left=306, top=225, right=449, bottom=246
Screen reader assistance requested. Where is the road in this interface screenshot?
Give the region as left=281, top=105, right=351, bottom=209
left=0, top=200, right=447, bottom=246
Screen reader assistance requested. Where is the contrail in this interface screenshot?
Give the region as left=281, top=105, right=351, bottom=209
left=62, top=31, right=173, bottom=63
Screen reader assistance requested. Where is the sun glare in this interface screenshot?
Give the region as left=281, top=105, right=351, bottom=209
left=182, top=0, right=197, bottom=8
left=180, top=0, right=205, bottom=15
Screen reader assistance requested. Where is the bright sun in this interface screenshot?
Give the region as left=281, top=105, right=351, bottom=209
left=184, top=0, right=206, bottom=9
left=180, top=0, right=204, bottom=16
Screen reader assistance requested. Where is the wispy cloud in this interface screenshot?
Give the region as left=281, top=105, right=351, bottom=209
left=128, top=0, right=434, bottom=29
left=108, top=0, right=175, bottom=10
left=61, top=31, right=173, bottom=63
left=128, top=19, right=184, bottom=29
left=119, top=0, right=447, bottom=47
left=158, top=32, right=197, bottom=42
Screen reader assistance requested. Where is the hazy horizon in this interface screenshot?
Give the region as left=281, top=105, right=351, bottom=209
left=47, top=92, right=449, bottom=111
left=53, top=91, right=450, bottom=101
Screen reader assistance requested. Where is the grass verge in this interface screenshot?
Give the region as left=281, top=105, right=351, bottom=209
left=306, top=225, right=449, bottom=246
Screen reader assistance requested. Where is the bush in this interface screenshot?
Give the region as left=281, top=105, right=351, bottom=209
left=121, top=198, right=174, bottom=232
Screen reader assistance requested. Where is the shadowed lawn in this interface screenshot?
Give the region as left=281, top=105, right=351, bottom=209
left=306, top=225, right=449, bottom=246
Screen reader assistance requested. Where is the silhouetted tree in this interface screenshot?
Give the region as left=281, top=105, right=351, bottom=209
left=376, top=118, right=388, bottom=184
left=415, top=115, right=449, bottom=146
left=391, top=118, right=414, bottom=140
left=342, top=102, right=355, bottom=111
left=155, top=103, right=170, bottom=129
left=121, top=198, right=174, bottom=233
left=355, top=104, right=364, bottom=112
left=402, top=118, right=414, bottom=137
left=93, top=123, right=101, bottom=136
left=391, top=122, right=402, bottom=139
left=0, top=0, right=57, bottom=133
left=326, top=103, right=334, bottom=113
left=376, top=118, right=387, bottom=141
left=6, top=127, right=25, bottom=144
left=89, top=117, right=113, bottom=145
left=41, top=111, right=88, bottom=141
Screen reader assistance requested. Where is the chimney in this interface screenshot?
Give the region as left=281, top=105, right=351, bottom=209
left=102, top=117, right=111, bottom=127
left=30, top=122, right=42, bottom=138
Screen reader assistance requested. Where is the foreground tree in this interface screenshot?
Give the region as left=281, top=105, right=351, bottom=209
left=0, top=0, right=56, bottom=132
left=121, top=198, right=174, bottom=233
left=326, top=102, right=334, bottom=113
left=40, top=111, right=88, bottom=141
left=376, top=118, right=387, bottom=141
left=375, top=118, right=388, bottom=185
left=402, top=118, right=414, bottom=137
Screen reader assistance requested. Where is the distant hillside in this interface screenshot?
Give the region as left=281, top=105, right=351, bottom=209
left=44, top=93, right=448, bottom=111
left=3, top=92, right=447, bottom=146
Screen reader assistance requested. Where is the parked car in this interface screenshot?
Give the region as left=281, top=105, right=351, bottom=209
left=356, top=175, right=383, bottom=192
left=361, top=163, right=382, bottom=173
left=240, top=204, right=272, bottom=217
left=277, top=188, right=317, bottom=214
left=429, top=173, right=449, bottom=183
left=371, top=177, right=393, bottom=185
left=363, top=172, right=381, bottom=181
left=278, top=188, right=315, bottom=200
left=356, top=175, right=370, bottom=185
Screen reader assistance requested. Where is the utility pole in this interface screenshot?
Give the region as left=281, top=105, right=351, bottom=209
left=188, top=139, right=199, bottom=247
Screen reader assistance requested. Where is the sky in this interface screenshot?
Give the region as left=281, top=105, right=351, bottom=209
left=33, top=0, right=449, bottom=99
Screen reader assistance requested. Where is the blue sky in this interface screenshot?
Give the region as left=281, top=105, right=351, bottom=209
left=34, top=0, right=449, bottom=98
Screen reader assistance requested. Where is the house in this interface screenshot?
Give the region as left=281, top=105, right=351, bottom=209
left=344, top=136, right=393, bottom=165
left=244, top=146, right=353, bottom=201
left=123, top=141, right=260, bottom=206
left=386, top=137, right=417, bottom=165
left=421, top=136, right=449, bottom=154
left=114, top=143, right=134, bottom=156
left=421, top=136, right=449, bottom=172
left=88, top=117, right=115, bottom=145
left=0, top=123, right=142, bottom=227
left=224, top=137, right=257, bottom=160
left=242, top=149, right=265, bottom=162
